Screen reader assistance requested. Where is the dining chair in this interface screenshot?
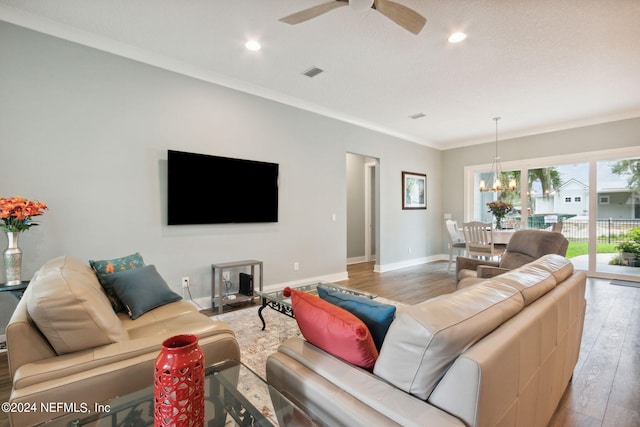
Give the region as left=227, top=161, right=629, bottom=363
left=445, top=219, right=466, bottom=272
left=462, top=221, right=506, bottom=261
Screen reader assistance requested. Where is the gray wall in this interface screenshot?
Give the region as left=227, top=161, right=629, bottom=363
left=0, top=22, right=442, bottom=301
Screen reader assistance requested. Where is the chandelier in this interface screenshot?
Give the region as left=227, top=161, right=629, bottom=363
left=479, top=117, right=516, bottom=192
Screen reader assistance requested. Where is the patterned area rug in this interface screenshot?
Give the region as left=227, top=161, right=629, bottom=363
left=214, top=304, right=301, bottom=379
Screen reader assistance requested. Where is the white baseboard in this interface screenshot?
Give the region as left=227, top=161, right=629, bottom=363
left=347, top=256, right=377, bottom=265
left=266, top=271, right=349, bottom=292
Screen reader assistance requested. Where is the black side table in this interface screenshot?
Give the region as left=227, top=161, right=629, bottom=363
left=0, top=281, right=29, bottom=299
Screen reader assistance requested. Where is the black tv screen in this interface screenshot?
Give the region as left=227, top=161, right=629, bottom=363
left=167, top=150, right=279, bottom=225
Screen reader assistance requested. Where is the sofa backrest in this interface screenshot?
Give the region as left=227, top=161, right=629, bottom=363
left=23, top=256, right=129, bottom=355
left=374, top=281, right=525, bottom=400
left=374, top=255, right=575, bottom=403
left=499, top=230, right=568, bottom=270
left=492, top=254, right=573, bottom=306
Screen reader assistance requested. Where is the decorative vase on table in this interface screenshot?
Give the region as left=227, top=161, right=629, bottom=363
left=1, top=196, right=48, bottom=286
left=487, top=201, right=513, bottom=232
left=3, top=231, right=22, bottom=286
left=154, top=334, right=205, bottom=427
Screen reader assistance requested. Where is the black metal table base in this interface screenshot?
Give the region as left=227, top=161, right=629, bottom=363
left=258, top=298, right=295, bottom=330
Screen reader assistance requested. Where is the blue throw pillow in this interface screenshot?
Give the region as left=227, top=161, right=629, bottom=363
left=89, top=252, right=145, bottom=312
left=101, top=265, right=182, bottom=320
left=317, top=285, right=396, bottom=351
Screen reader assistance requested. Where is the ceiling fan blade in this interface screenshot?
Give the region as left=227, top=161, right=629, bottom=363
left=373, top=0, right=426, bottom=34
left=279, top=1, right=348, bottom=25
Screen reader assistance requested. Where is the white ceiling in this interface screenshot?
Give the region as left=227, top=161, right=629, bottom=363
left=2, top=0, right=640, bottom=150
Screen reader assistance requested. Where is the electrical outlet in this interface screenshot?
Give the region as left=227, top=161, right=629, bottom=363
left=182, top=277, right=190, bottom=288
left=408, top=247, right=412, bottom=254
left=294, top=262, right=299, bottom=271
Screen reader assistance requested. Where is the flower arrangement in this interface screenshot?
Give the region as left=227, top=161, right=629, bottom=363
left=0, top=196, right=48, bottom=233
left=487, top=201, right=513, bottom=229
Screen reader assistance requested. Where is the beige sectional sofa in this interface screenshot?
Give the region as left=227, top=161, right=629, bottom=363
left=267, top=255, right=586, bottom=427
left=6, top=256, right=240, bottom=426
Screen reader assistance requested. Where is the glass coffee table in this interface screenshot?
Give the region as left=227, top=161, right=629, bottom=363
left=256, top=282, right=377, bottom=330
left=42, top=359, right=317, bottom=426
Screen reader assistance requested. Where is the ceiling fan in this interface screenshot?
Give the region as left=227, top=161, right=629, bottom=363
left=279, top=0, right=427, bottom=35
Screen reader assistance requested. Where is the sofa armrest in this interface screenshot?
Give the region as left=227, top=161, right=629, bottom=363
left=267, top=337, right=464, bottom=427
left=9, top=331, right=239, bottom=427
left=6, top=299, right=57, bottom=380
left=456, top=256, right=500, bottom=282
left=476, top=265, right=510, bottom=278
left=456, top=256, right=500, bottom=273
left=12, top=323, right=237, bottom=390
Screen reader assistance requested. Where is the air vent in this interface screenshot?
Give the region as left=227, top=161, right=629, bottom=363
left=303, top=66, right=324, bottom=78
left=408, top=112, right=426, bottom=119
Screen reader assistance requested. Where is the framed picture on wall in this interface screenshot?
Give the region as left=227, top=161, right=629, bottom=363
left=402, top=171, right=426, bottom=210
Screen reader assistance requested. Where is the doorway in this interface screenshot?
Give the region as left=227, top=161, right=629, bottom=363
left=346, top=153, right=379, bottom=270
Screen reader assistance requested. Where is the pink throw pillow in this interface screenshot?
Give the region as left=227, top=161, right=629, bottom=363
left=284, top=287, right=378, bottom=370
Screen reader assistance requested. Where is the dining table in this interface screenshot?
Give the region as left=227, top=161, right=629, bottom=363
left=492, top=229, right=517, bottom=245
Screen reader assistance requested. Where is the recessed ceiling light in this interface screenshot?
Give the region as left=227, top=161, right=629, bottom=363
left=245, top=40, right=261, bottom=51
left=448, top=32, right=467, bottom=43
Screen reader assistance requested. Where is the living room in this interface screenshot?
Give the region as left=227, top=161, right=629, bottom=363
left=1, top=1, right=639, bottom=426
left=1, top=3, right=639, bottom=303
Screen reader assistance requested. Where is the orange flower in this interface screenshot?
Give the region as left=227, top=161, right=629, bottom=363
left=0, top=196, right=48, bottom=232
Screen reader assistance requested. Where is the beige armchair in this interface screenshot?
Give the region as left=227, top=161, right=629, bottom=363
left=456, top=229, right=569, bottom=288
left=445, top=219, right=466, bottom=272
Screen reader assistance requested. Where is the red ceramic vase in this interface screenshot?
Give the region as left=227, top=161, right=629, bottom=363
left=154, top=334, right=205, bottom=427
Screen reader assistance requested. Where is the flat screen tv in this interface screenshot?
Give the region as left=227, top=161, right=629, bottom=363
left=167, top=150, right=279, bottom=225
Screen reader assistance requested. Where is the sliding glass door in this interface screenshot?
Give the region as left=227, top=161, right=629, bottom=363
left=466, top=148, right=640, bottom=281
left=594, top=157, right=640, bottom=277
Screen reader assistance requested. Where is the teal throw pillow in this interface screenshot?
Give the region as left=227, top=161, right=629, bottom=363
left=317, top=285, right=396, bottom=351
left=89, top=253, right=145, bottom=312
left=100, top=265, right=182, bottom=320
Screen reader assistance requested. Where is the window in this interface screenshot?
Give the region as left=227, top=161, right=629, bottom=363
left=465, top=147, right=640, bottom=280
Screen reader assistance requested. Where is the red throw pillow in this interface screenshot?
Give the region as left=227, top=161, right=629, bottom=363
left=284, top=287, right=378, bottom=370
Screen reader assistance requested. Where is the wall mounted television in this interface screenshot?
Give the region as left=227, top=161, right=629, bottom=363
left=167, top=150, right=279, bottom=225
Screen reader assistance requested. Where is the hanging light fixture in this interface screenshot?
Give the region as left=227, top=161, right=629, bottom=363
left=478, top=117, right=517, bottom=192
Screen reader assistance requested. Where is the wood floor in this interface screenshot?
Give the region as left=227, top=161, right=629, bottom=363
left=0, top=261, right=638, bottom=426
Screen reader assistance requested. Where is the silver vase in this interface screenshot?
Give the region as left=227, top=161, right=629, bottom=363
left=4, top=231, right=22, bottom=286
